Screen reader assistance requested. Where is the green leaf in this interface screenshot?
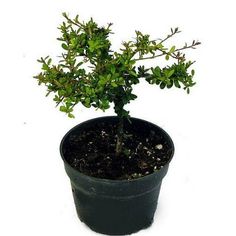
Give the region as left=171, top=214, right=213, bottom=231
left=68, top=113, right=75, bottom=118
left=59, top=77, right=67, bottom=84
left=54, top=80, right=62, bottom=87
left=129, top=71, right=138, bottom=77
left=85, top=87, right=91, bottom=94
left=62, top=43, right=68, bottom=50
left=42, top=64, right=49, bottom=70
left=110, top=65, right=116, bottom=74
left=160, top=82, right=166, bottom=89
left=167, top=80, right=173, bottom=88
left=130, top=94, right=137, bottom=100
left=174, top=80, right=181, bottom=88
left=53, top=95, right=60, bottom=102
left=165, top=54, right=170, bottom=60
left=84, top=98, right=91, bottom=107
left=167, top=69, right=175, bottom=78
left=60, top=106, right=67, bottom=112
left=153, top=67, right=161, bottom=77
left=58, top=90, right=66, bottom=96
left=117, top=77, right=125, bottom=85
left=62, top=12, right=67, bottom=18
left=76, top=62, right=83, bottom=67
left=169, top=46, right=176, bottom=54
left=111, top=82, right=118, bottom=87
left=101, top=99, right=110, bottom=110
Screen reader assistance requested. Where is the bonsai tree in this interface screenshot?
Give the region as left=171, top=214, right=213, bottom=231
left=35, top=13, right=200, bottom=156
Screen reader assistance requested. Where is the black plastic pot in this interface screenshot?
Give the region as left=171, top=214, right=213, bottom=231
left=60, top=116, right=174, bottom=235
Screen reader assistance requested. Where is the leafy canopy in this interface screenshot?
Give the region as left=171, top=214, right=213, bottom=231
left=34, top=13, right=200, bottom=119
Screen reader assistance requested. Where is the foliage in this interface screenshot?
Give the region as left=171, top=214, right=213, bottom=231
left=34, top=13, right=200, bottom=119
left=35, top=13, right=200, bottom=156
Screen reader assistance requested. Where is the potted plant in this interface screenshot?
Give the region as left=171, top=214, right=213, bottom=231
left=34, top=13, right=200, bottom=235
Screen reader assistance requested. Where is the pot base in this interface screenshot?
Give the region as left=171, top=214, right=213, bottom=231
left=72, top=181, right=162, bottom=235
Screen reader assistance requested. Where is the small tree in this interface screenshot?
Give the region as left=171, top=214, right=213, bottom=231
left=34, top=13, right=200, bottom=156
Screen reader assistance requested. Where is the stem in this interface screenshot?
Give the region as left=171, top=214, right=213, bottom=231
left=134, top=42, right=200, bottom=62
left=159, top=28, right=181, bottom=44
left=115, top=117, right=124, bottom=157
left=63, top=13, right=85, bottom=28
left=134, top=52, right=167, bottom=61
left=114, top=96, right=125, bottom=157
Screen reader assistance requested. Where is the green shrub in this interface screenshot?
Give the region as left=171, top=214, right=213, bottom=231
left=34, top=13, right=200, bottom=155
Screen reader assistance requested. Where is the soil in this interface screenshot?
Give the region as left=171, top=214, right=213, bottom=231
left=62, top=121, right=173, bottom=180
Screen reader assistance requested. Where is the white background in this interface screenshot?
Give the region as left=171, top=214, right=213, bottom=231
left=0, top=0, right=235, bottom=235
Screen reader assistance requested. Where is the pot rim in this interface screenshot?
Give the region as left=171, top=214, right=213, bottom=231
left=59, top=116, right=175, bottom=184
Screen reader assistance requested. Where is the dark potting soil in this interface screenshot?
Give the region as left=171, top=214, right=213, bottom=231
left=62, top=122, right=173, bottom=180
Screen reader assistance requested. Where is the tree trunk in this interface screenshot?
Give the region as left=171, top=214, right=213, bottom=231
left=115, top=117, right=124, bottom=157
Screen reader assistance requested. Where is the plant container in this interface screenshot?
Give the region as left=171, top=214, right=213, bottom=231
left=60, top=116, right=174, bottom=235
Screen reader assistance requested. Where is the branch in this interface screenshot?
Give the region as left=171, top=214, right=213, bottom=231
left=62, top=12, right=85, bottom=28
left=175, top=40, right=201, bottom=52
left=134, top=53, right=166, bottom=62
left=134, top=49, right=178, bottom=62
left=134, top=40, right=201, bottom=62
left=159, top=27, right=181, bottom=44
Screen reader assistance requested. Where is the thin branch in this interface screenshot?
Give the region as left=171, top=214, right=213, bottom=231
left=159, top=27, right=181, bottom=44
left=134, top=40, right=200, bottom=62
left=62, top=13, right=85, bottom=28
left=134, top=53, right=166, bottom=62
left=175, top=42, right=201, bottom=52
left=134, top=49, right=179, bottom=62
left=55, top=96, right=65, bottom=107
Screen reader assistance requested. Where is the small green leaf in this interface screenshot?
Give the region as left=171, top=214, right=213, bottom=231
left=117, top=77, right=125, bottom=85
left=62, top=43, right=68, bottom=50
left=101, top=99, right=110, bottom=110
left=169, top=46, right=176, bottom=54
left=59, top=77, right=67, bottom=84
left=111, top=82, right=118, bottom=87
left=58, top=90, right=66, bottom=96
left=160, top=82, right=166, bottom=89
left=60, top=106, right=67, bottom=112
left=129, top=71, right=138, bottom=77
left=110, top=65, right=116, bottom=74
left=153, top=67, right=161, bottom=77
left=85, top=87, right=91, bottom=94
left=68, top=113, right=75, bottom=118
left=53, top=95, right=60, bottom=102
left=165, top=54, right=170, bottom=60
left=130, top=94, right=137, bottom=100
left=167, top=69, right=175, bottom=78
left=167, top=80, right=173, bottom=88
left=62, top=12, right=67, bottom=18
left=42, top=64, right=49, bottom=70
left=76, top=62, right=83, bottom=67
left=84, top=97, right=91, bottom=107
left=54, top=80, right=62, bottom=87
left=174, top=80, right=181, bottom=88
